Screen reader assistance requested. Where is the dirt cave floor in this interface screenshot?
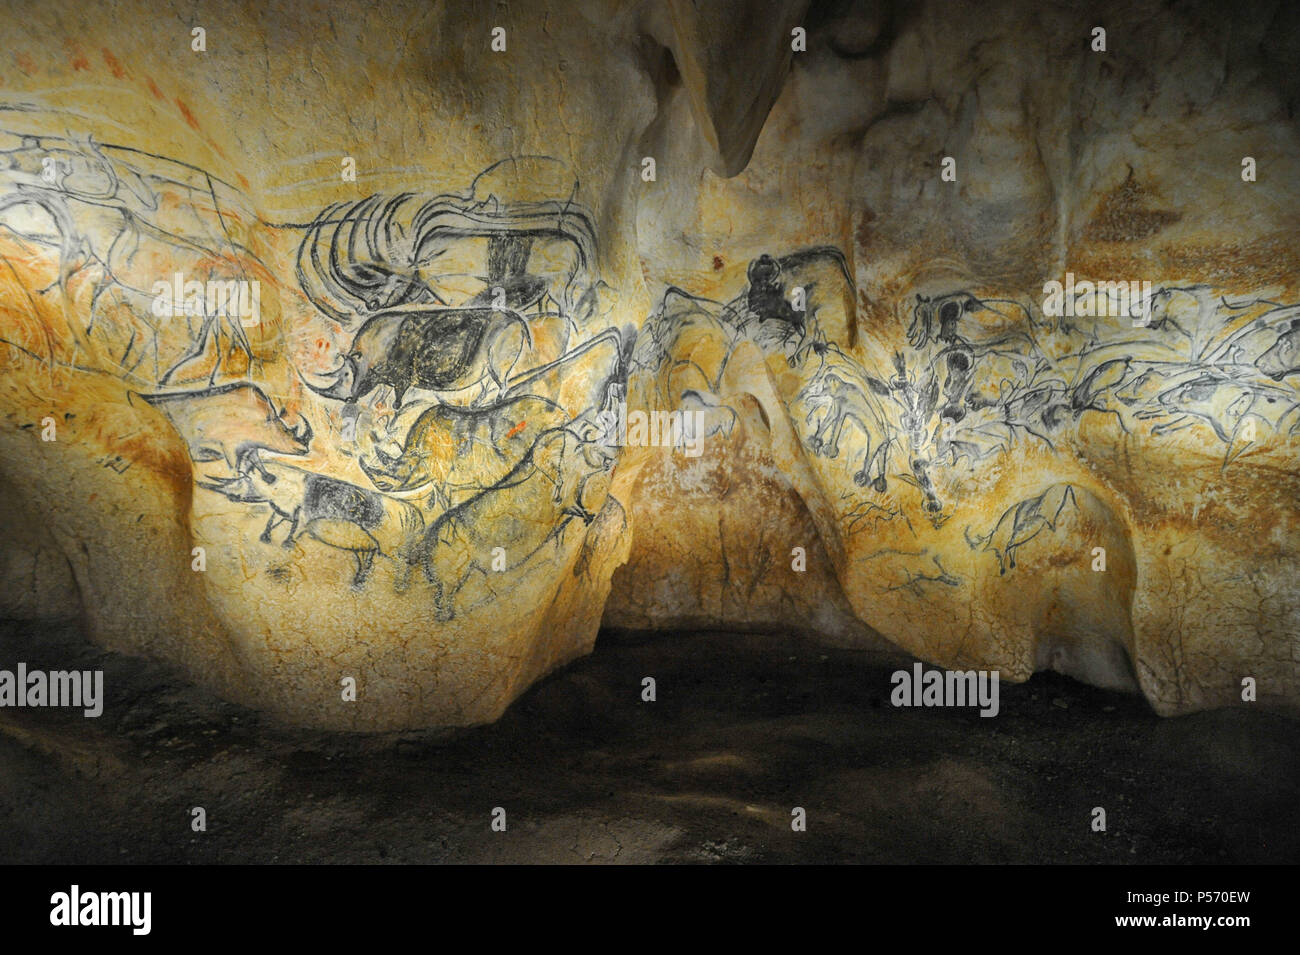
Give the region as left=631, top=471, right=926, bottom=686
left=0, top=619, right=1296, bottom=864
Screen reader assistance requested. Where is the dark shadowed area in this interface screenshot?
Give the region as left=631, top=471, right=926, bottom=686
left=0, top=619, right=1295, bottom=864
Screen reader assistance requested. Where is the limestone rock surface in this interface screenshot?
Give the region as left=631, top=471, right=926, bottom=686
left=0, top=0, right=1296, bottom=729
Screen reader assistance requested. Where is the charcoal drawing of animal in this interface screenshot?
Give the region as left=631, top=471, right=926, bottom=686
left=907, top=292, right=981, bottom=349
left=360, top=322, right=628, bottom=519
left=408, top=424, right=615, bottom=621
left=963, top=484, right=1078, bottom=575
left=1143, top=371, right=1300, bottom=463
left=305, top=306, right=533, bottom=408
left=137, top=382, right=313, bottom=476
left=200, top=453, right=423, bottom=588
left=802, top=369, right=896, bottom=492
left=359, top=392, right=567, bottom=496
left=293, top=172, right=599, bottom=326
left=1256, top=319, right=1300, bottom=381
left=745, top=254, right=802, bottom=332
left=464, top=233, right=551, bottom=315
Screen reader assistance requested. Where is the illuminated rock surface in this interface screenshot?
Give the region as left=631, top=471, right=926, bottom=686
left=0, top=0, right=1297, bottom=730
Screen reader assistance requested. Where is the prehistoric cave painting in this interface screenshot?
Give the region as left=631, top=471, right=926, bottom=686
left=0, top=124, right=268, bottom=389
left=135, top=383, right=313, bottom=482
left=728, top=246, right=853, bottom=351
left=293, top=163, right=597, bottom=325
left=360, top=391, right=568, bottom=495
left=622, top=283, right=746, bottom=461
left=0, top=122, right=629, bottom=601
left=6, top=113, right=1298, bottom=606
left=304, top=305, right=535, bottom=408
left=883, top=553, right=963, bottom=596
left=291, top=182, right=610, bottom=414
left=199, top=452, right=425, bottom=589
left=1035, top=287, right=1300, bottom=461
left=261, top=164, right=630, bottom=602
left=631, top=286, right=738, bottom=394
left=958, top=286, right=1300, bottom=462
left=410, top=421, right=616, bottom=620
left=840, top=490, right=907, bottom=536
left=678, top=388, right=740, bottom=444
left=624, top=245, right=1300, bottom=587
left=786, top=263, right=1300, bottom=516
left=802, top=366, right=895, bottom=492
left=1256, top=317, right=1300, bottom=380
left=963, top=484, right=1078, bottom=576
left=360, top=324, right=629, bottom=512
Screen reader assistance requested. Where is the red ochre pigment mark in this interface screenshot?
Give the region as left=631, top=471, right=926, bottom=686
left=237, top=173, right=250, bottom=189
left=712, top=255, right=724, bottom=271
left=64, top=41, right=90, bottom=71
left=175, top=99, right=201, bottom=131
left=316, top=338, right=329, bottom=351
left=14, top=53, right=37, bottom=75
left=102, top=48, right=127, bottom=79
left=505, top=420, right=527, bottom=439
left=146, top=76, right=164, bottom=100
left=204, top=135, right=229, bottom=161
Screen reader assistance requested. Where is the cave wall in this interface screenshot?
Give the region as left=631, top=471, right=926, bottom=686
left=0, top=0, right=1297, bottom=729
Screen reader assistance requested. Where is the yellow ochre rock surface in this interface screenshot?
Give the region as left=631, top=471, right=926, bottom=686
left=0, top=0, right=1296, bottom=729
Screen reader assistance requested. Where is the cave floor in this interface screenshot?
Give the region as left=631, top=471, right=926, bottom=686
left=0, top=621, right=1296, bottom=864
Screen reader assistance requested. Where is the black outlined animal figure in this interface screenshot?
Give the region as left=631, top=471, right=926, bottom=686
left=932, top=419, right=987, bottom=469
left=306, top=306, right=532, bottom=408
left=907, top=292, right=981, bottom=349
left=739, top=248, right=853, bottom=344
left=154, top=273, right=262, bottom=387
left=1140, top=286, right=1222, bottom=354
left=802, top=369, right=894, bottom=492
left=937, top=344, right=977, bottom=422
left=138, top=382, right=313, bottom=476
left=360, top=392, right=567, bottom=496
left=0, top=133, right=266, bottom=386
left=910, top=462, right=944, bottom=514
left=294, top=168, right=599, bottom=325
left=200, top=453, right=423, bottom=588
left=295, top=195, right=438, bottom=320
left=1070, top=358, right=1131, bottom=423
left=746, top=254, right=801, bottom=331
left=367, top=320, right=628, bottom=502
left=887, top=352, right=945, bottom=514
left=964, top=483, right=1077, bottom=575
left=1141, top=287, right=1197, bottom=337
left=678, top=389, right=739, bottom=443
left=1146, top=372, right=1300, bottom=453
left=408, top=423, right=615, bottom=620
left=883, top=554, right=962, bottom=596
left=465, top=233, right=550, bottom=315
left=1256, top=319, right=1300, bottom=380
left=632, top=288, right=739, bottom=406
left=1040, top=358, right=1131, bottom=432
